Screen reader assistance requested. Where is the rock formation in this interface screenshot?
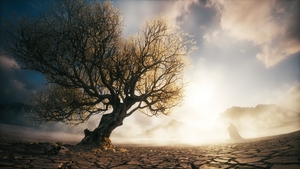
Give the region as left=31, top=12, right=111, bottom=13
left=227, top=122, right=243, bottom=141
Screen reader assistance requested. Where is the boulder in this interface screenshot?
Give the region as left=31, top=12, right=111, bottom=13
left=44, top=142, right=69, bottom=155
left=228, top=122, right=243, bottom=141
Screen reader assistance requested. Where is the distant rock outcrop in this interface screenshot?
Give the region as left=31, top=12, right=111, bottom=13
left=227, top=122, right=243, bottom=141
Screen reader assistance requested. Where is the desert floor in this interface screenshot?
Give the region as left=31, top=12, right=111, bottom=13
left=0, top=124, right=299, bottom=169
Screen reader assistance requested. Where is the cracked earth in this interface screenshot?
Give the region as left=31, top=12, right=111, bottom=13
left=0, top=130, right=299, bottom=169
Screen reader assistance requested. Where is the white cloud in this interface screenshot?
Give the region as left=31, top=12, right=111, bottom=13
left=216, top=0, right=300, bottom=68
left=203, top=30, right=220, bottom=44
left=0, top=55, right=20, bottom=69
left=165, top=0, right=199, bottom=24
left=115, top=0, right=199, bottom=36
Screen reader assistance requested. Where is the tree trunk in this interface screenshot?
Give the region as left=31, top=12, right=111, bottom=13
left=78, top=105, right=127, bottom=148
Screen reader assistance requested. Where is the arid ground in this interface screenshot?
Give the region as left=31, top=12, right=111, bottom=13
left=0, top=124, right=299, bottom=169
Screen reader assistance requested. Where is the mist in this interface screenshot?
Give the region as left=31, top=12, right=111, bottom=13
left=111, top=116, right=229, bottom=145
left=109, top=84, right=300, bottom=145
left=1, top=103, right=298, bottom=145
left=218, top=104, right=300, bottom=138
left=1, top=84, right=299, bottom=145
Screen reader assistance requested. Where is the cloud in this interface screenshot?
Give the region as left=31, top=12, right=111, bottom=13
left=114, top=0, right=200, bottom=37
left=277, top=85, right=300, bottom=113
left=203, top=30, right=220, bottom=45
left=216, top=0, right=300, bottom=68
left=0, top=55, right=43, bottom=104
left=0, top=55, right=20, bottom=69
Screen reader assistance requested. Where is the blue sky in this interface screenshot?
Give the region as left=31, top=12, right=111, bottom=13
left=0, top=0, right=299, bottom=136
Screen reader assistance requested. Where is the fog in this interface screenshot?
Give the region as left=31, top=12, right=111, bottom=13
left=218, top=105, right=300, bottom=138
left=1, top=85, right=299, bottom=145
left=0, top=123, right=82, bottom=143
left=111, top=84, right=300, bottom=145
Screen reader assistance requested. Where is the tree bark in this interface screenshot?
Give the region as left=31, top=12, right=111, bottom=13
left=78, top=105, right=127, bottom=148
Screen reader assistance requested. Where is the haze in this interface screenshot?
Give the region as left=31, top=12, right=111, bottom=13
left=0, top=0, right=299, bottom=145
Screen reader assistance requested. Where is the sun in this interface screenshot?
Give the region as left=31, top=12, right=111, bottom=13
left=185, top=81, right=215, bottom=105
left=178, top=79, right=224, bottom=128
left=184, top=82, right=215, bottom=108
left=173, top=80, right=229, bottom=143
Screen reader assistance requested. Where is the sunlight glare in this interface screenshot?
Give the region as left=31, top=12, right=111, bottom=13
left=182, top=80, right=220, bottom=128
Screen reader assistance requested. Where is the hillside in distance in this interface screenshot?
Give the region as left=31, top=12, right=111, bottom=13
left=218, top=104, right=300, bottom=137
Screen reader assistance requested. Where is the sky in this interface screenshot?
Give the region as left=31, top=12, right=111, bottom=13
left=0, top=0, right=299, bottom=142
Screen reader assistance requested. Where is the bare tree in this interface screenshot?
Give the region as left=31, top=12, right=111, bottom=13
left=3, top=0, right=196, bottom=147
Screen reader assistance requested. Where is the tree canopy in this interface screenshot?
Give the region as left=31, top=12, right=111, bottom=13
left=3, top=0, right=196, bottom=126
